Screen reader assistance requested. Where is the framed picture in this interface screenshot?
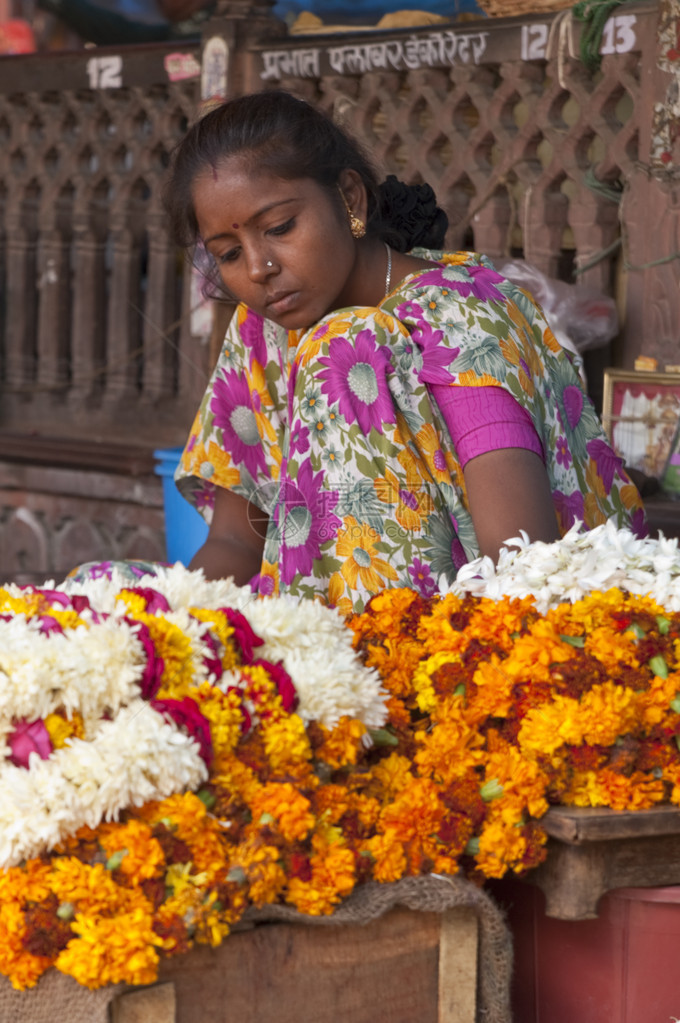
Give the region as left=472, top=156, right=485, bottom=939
left=602, top=369, right=680, bottom=479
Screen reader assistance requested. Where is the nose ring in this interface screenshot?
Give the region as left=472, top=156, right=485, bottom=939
left=266, top=260, right=273, bottom=268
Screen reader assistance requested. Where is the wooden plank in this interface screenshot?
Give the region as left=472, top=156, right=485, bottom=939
left=157, top=907, right=479, bottom=1023
left=112, top=984, right=176, bottom=1023
left=542, top=805, right=680, bottom=845
left=438, top=907, right=478, bottom=1023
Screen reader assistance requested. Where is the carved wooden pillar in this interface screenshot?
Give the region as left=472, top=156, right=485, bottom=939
left=36, top=190, right=73, bottom=394
left=4, top=188, right=39, bottom=396
left=142, top=207, right=177, bottom=402
left=70, top=200, right=107, bottom=404
left=104, top=214, right=142, bottom=404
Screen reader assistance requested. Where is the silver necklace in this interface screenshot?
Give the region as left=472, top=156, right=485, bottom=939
left=384, top=242, right=392, bottom=296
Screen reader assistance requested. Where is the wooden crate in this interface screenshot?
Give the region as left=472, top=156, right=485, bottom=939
left=112, top=907, right=479, bottom=1023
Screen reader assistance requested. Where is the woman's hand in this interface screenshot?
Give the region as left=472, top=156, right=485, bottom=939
left=189, top=488, right=268, bottom=584
left=463, top=448, right=560, bottom=562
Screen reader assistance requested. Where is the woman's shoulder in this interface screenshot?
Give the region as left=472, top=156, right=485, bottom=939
left=387, top=249, right=523, bottom=311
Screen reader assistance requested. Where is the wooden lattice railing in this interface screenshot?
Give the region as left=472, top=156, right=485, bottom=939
left=0, top=3, right=677, bottom=447
left=0, top=44, right=203, bottom=446
left=0, top=0, right=678, bottom=579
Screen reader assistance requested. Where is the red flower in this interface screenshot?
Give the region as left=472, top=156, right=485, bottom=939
left=37, top=615, right=64, bottom=635
left=151, top=696, right=212, bottom=765
left=8, top=719, right=52, bottom=768
left=125, top=587, right=171, bottom=614
left=223, top=608, right=264, bottom=664
left=200, top=629, right=224, bottom=682
left=130, top=621, right=165, bottom=699
left=251, top=658, right=298, bottom=712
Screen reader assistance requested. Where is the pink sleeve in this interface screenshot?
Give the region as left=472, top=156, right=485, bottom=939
left=430, top=384, right=545, bottom=468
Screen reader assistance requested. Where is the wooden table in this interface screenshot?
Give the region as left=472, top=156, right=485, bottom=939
left=527, top=805, right=680, bottom=919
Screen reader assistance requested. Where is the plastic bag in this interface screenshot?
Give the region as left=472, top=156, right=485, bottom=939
left=497, top=259, right=619, bottom=354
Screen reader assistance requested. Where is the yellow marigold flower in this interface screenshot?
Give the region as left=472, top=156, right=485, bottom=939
left=194, top=683, right=243, bottom=756
left=188, top=608, right=239, bottom=667
left=639, top=671, right=680, bottom=727
left=144, top=615, right=196, bottom=698
left=583, top=626, right=641, bottom=672
left=377, top=777, right=443, bottom=849
left=49, top=859, right=149, bottom=917
left=518, top=696, right=578, bottom=756
left=468, top=656, right=514, bottom=720
left=0, top=862, right=55, bottom=990
left=578, top=682, right=641, bottom=747
left=313, top=784, right=351, bottom=822
left=55, top=908, right=162, bottom=989
left=229, top=837, right=287, bottom=907
left=362, top=829, right=407, bottom=884
left=314, top=716, right=366, bottom=769
left=98, top=820, right=165, bottom=883
left=413, top=650, right=458, bottom=713
left=44, top=712, right=80, bottom=748
left=210, top=752, right=261, bottom=805
left=261, top=713, right=313, bottom=774
left=476, top=811, right=547, bottom=878
left=368, top=753, right=414, bottom=799
left=251, top=782, right=315, bottom=843
left=286, top=839, right=356, bottom=915
left=484, top=744, right=550, bottom=821
left=415, top=593, right=464, bottom=645
left=564, top=769, right=666, bottom=811
left=415, top=714, right=484, bottom=784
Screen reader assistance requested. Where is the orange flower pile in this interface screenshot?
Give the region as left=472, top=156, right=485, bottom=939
left=3, top=586, right=680, bottom=991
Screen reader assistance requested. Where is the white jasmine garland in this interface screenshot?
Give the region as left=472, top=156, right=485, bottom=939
left=0, top=701, right=207, bottom=868
left=0, top=615, right=147, bottom=729
left=448, top=520, right=680, bottom=613
left=61, top=567, right=388, bottom=729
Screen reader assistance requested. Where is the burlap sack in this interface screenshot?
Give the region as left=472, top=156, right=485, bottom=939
left=0, top=970, right=122, bottom=1023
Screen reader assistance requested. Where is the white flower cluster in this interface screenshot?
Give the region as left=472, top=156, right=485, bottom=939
left=0, top=614, right=144, bottom=738
left=0, top=702, right=207, bottom=868
left=62, top=565, right=389, bottom=729
left=449, top=520, right=680, bottom=613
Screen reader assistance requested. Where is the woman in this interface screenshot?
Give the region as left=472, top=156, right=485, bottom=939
left=167, top=90, right=645, bottom=614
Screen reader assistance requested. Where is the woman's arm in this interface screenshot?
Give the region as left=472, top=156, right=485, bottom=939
left=189, top=487, right=268, bottom=584
left=462, top=447, right=560, bottom=562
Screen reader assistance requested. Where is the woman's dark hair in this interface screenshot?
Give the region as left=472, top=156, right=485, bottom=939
left=165, top=90, right=448, bottom=254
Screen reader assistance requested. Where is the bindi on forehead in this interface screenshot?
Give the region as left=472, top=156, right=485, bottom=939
left=232, top=223, right=239, bottom=229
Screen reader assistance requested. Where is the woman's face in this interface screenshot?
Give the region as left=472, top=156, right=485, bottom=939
left=193, top=156, right=366, bottom=330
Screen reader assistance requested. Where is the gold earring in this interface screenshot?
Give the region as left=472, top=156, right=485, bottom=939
left=338, top=186, right=366, bottom=239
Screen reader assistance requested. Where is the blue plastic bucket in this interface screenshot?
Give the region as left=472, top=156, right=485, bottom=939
left=153, top=447, right=209, bottom=566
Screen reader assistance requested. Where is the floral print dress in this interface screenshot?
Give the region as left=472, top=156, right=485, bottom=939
left=176, top=251, right=646, bottom=614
